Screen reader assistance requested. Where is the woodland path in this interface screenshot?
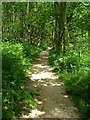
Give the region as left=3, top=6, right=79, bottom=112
left=21, top=49, right=80, bottom=118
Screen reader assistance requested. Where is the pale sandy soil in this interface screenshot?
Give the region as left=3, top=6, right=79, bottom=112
left=21, top=49, right=80, bottom=118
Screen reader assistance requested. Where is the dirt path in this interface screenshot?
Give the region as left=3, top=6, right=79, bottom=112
left=21, top=49, right=80, bottom=118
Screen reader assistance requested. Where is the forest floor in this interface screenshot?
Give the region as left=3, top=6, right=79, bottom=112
left=21, top=49, right=80, bottom=118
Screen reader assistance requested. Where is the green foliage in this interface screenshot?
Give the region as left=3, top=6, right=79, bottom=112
left=49, top=47, right=89, bottom=118
left=2, top=42, right=41, bottom=118
left=2, top=42, right=28, bottom=87
left=22, top=42, right=42, bottom=61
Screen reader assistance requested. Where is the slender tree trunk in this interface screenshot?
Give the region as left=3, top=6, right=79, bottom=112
left=25, top=2, right=29, bottom=41
left=54, top=2, right=62, bottom=54
left=87, top=30, right=90, bottom=104
left=62, top=2, right=69, bottom=53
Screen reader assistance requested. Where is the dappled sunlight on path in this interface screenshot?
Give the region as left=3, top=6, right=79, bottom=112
left=21, top=50, right=80, bottom=118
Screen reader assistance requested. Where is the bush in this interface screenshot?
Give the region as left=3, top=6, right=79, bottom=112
left=22, top=42, right=42, bottom=61
left=49, top=48, right=89, bottom=118
left=2, top=42, right=41, bottom=118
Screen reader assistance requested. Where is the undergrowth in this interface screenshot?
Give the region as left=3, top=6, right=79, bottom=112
left=2, top=42, right=42, bottom=118
left=48, top=47, right=90, bottom=119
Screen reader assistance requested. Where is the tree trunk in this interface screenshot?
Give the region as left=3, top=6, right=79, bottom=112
left=25, top=2, right=30, bottom=41
left=87, top=30, right=90, bottom=104
left=62, top=2, right=69, bottom=53
left=54, top=2, right=69, bottom=54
